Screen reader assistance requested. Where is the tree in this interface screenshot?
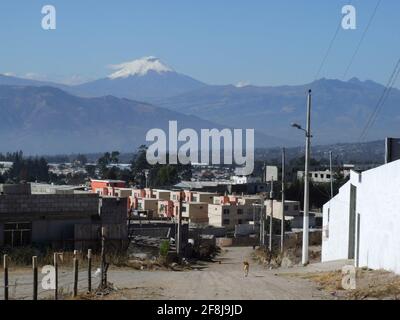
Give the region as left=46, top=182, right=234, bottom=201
left=129, top=146, right=193, bottom=188
left=110, top=151, right=120, bottom=164
left=85, top=165, right=96, bottom=178
left=156, top=165, right=178, bottom=186
left=289, top=156, right=321, bottom=169
left=97, top=152, right=112, bottom=179
left=6, top=152, right=49, bottom=183
left=131, top=145, right=151, bottom=187
left=75, top=154, right=88, bottom=166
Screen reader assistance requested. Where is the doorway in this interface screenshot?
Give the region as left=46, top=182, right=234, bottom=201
left=348, top=185, right=357, bottom=259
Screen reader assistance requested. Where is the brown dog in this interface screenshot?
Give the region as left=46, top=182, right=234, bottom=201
left=243, top=261, right=250, bottom=277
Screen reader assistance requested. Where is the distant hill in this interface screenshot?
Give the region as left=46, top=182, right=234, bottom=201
left=0, top=74, right=69, bottom=90
left=0, top=85, right=288, bottom=154
left=159, top=78, right=400, bottom=146
left=0, top=85, right=217, bottom=154
left=255, top=140, right=386, bottom=164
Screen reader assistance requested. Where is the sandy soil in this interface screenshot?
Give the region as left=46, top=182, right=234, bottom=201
left=102, top=247, right=331, bottom=300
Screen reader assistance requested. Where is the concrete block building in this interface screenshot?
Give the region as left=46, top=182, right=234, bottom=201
left=137, top=198, right=159, bottom=217
left=182, top=202, right=209, bottom=225
left=208, top=203, right=254, bottom=230
left=158, top=200, right=175, bottom=218
left=297, top=170, right=333, bottom=184
left=265, top=200, right=301, bottom=220
left=90, top=179, right=126, bottom=196
left=0, top=184, right=128, bottom=249
left=191, top=192, right=217, bottom=204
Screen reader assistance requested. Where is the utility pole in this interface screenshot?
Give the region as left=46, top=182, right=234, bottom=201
left=281, top=148, right=286, bottom=253
left=176, top=191, right=183, bottom=258
left=259, top=201, right=262, bottom=246
left=269, top=179, right=275, bottom=251
left=253, top=204, right=256, bottom=233
left=329, top=151, right=334, bottom=199
left=302, top=89, right=312, bottom=266
left=263, top=162, right=266, bottom=183
left=260, top=196, right=265, bottom=246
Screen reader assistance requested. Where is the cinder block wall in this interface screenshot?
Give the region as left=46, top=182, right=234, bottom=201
left=0, top=194, right=99, bottom=219
left=0, top=184, right=31, bottom=195
left=0, top=192, right=131, bottom=248
left=100, top=197, right=128, bottom=224
left=0, top=193, right=100, bottom=246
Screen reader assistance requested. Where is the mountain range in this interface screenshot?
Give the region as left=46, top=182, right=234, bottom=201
left=0, top=85, right=229, bottom=154
left=1, top=56, right=399, bottom=154
left=0, top=85, right=285, bottom=154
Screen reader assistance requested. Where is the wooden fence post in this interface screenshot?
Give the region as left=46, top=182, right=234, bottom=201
left=87, top=249, right=92, bottom=293
left=3, top=254, right=8, bottom=301
left=73, top=250, right=79, bottom=297
left=53, top=253, right=58, bottom=300
left=100, top=227, right=106, bottom=289
left=32, top=256, right=38, bottom=300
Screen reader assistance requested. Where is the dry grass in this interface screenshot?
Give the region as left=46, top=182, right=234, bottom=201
left=67, top=286, right=164, bottom=300
left=1, top=247, right=130, bottom=269
left=302, top=269, right=400, bottom=300
left=125, top=259, right=167, bottom=271
left=348, top=270, right=400, bottom=300
left=302, top=271, right=343, bottom=292
left=252, top=245, right=321, bottom=269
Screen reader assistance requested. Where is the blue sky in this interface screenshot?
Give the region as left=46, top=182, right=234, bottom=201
left=0, top=0, right=399, bottom=86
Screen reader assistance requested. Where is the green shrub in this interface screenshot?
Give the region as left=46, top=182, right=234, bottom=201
left=159, top=240, right=170, bottom=257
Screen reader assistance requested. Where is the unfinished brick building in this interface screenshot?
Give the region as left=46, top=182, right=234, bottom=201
left=0, top=184, right=128, bottom=250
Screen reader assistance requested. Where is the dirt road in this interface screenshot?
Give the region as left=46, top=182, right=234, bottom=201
left=107, top=247, right=331, bottom=300
left=0, top=247, right=336, bottom=300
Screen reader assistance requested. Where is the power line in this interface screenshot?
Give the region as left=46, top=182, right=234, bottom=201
left=314, top=0, right=357, bottom=81
left=343, top=0, right=382, bottom=79
left=314, top=22, right=342, bottom=81
left=358, top=57, right=400, bottom=141
left=359, top=58, right=400, bottom=140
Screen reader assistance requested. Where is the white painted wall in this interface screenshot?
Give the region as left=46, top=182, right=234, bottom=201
left=322, top=160, right=400, bottom=274
left=322, top=181, right=351, bottom=262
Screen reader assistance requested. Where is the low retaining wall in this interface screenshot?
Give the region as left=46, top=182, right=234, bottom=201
left=216, top=237, right=257, bottom=247
left=216, top=230, right=322, bottom=248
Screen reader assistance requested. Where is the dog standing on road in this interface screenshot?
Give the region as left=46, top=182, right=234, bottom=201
left=243, top=261, right=250, bottom=277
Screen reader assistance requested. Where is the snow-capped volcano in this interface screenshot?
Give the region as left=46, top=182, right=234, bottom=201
left=108, top=56, right=173, bottom=79
left=73, top=56, right=206, bottom=102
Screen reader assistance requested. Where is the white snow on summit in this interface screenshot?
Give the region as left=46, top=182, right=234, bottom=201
left=235, top=81, right=250, bottom=88
left=107, top=56, right=173, bottom=79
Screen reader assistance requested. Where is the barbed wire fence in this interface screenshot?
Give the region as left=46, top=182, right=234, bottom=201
left=0, top=251, right=104, bottom=300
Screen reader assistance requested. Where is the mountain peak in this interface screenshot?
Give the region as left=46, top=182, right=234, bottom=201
left=107, top=56, right=173, bottom=79
left=348, top=77, right=361, bottom=83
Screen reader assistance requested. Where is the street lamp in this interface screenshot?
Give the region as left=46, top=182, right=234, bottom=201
left=291, top=89, right=312, bottom=266
left=291, top=123, right=303, bottom=131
